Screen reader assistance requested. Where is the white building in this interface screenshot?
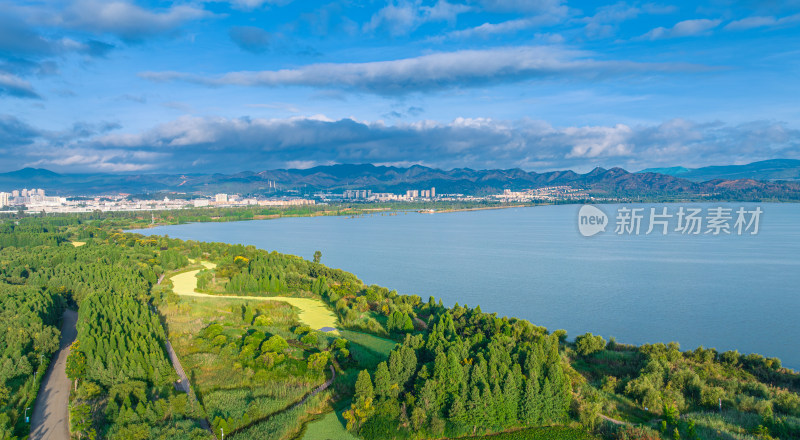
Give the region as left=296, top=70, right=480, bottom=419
left=343, top=189, right=372, bottom=199
left=258, top=199, right=315, bottom=206
left=215, top=193, right=228, bottom=203
left=370, top=192, right=401, bottom=201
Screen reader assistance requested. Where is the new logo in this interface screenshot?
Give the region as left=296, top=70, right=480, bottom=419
left=578, top=205, right=608, bottom=236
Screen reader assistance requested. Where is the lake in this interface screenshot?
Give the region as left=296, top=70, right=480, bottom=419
left=130, top=203, right=800, bottom=369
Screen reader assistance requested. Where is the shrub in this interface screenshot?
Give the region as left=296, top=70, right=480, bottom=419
left=575, top=333, right=606, bottom=356
left=601, top=376, right=618, bottom=393
left=253, top=315, right=271, bottom=326
left=261, top=351, right=285, bottom=368
left=301, top=332, right=319, bottom=346
left=774, top=391, right=800, bottom=416
left=308, top=352, right=330, bottom=371
left=262, top=335, right=289, bottom=353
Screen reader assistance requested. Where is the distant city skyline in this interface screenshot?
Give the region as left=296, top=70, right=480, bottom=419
left=1, top=0, right=799, bottom=174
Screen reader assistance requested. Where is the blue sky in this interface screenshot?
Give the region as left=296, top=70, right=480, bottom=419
left=1, top=0, right=799, bottom=173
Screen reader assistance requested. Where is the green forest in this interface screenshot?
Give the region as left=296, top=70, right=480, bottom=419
left=0, top=211, right=798, bottom=440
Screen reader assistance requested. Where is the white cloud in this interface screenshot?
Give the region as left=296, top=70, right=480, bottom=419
left=0, top=72, right=39, bottom=98
left=140, top=46, right=707, bottom=95
left=725, top=13, right=800, bottom=31
left=50, top=1, right=212, bottom=41
left=582, top=2, right=676, bottom=39
left=435, top=0, right=571, bottom=40
left=564, top=124, right=634, bottom=158
left=436, top=16, right=557, bottom=40
left=638, top=18, right=722, bottom=40
left=363, top=0, right=471, bottom=36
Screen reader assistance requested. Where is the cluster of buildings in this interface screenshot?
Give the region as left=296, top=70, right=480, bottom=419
left=0, top=188, right=315, bottom=214
left=0, top=184, right=590, bottom=215
left=333, top=187, right=437, bottom=202
left=323, top=185, right=589, bottom=203
left=0, top=188, right=67, bottom=210
left=492, top=186, right=589, bottom=202
left=197, top=194, right=315, bottom=208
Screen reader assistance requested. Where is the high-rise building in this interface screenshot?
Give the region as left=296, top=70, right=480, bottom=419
left=11, top=190, right=19, bottom=197
left=215, top=194, right=228, bottom=203
left=37, top=189, right=45, bottom=196
left=0, top=192, right=9, bottom=208
left=431, top=187, right=435, bottom=198
left=344, top=189, right=372, bottom=199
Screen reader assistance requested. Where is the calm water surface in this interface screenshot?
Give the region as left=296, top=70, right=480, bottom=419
left=130, top=203, right=800, bottom=368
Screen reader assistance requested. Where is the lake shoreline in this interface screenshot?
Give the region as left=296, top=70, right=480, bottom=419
left=129, top=202, right=800, bottom=370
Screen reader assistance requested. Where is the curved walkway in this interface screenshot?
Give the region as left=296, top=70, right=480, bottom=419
left=29, top=309, right=78, bottom=440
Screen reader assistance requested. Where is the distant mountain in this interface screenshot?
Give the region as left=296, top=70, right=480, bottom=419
left=639, top=159, right=800, bottom=182
left=1, top=161, right=800, bottom=200
left=0, top=167, right=62, bottom=179
left=638, top=166, right=690, bottom=176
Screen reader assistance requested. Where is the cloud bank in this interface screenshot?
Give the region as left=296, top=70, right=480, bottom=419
left=6, top=114, right=798, bottom=173
left=140, top=46, right=707, bottom=95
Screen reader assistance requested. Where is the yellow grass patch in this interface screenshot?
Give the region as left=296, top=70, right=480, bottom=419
left=71, top=241, right=86, bottom=247
left=271, top=297, right=338, bottom=334
left=171, top=269, right=202, bottom=295
left=169, top=261, right=338, bottom=333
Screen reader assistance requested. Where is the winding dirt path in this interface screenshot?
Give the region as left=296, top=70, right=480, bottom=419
left=29, top=309, right=78, bottom=440
left=600, top=414, right=627, bottom=425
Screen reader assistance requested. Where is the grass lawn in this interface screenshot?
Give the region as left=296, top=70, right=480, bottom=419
left=301, top=409, right=359, bottom=440
left=339, top=329, right=397, bottom=369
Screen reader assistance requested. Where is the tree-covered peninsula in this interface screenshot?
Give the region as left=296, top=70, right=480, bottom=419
left=0, top=212, right=798, bottom=440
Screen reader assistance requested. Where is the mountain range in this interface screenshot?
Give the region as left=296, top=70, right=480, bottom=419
left=2, top=159, right=800, bottom=200
left=638, top=159, right=800, bottom=182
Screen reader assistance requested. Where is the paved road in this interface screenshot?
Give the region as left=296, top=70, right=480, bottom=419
left=30, top=309, right=78, bottom=440
left=164, top=339, right=191, bottom=394
left=157, top=273, right=217, bottom=438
